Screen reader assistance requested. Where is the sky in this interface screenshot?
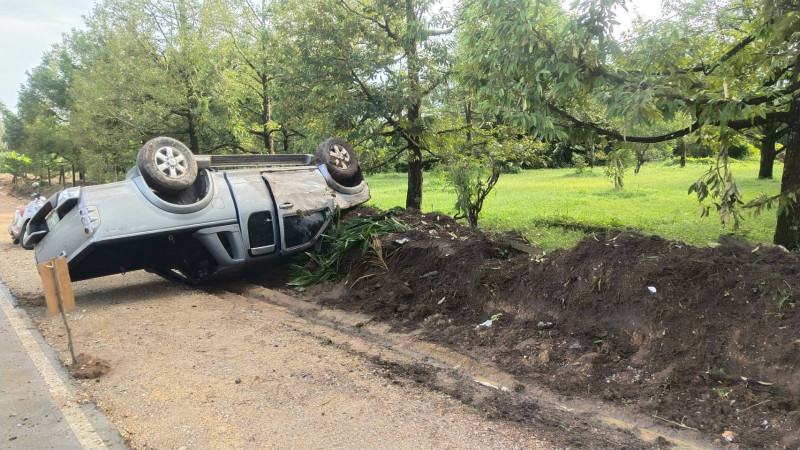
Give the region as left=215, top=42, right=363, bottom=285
left=0, top=0, right=661, bottom=113
left=0, top=0, right=96, bottom=111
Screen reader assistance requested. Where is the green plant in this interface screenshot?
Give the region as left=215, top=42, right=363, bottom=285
left=448, top=157, right=502, bottom=228
left=712, top=387, right=732, bottom=399
left=288, top=214, right=407, bottom=288
left=775, top=290, right=795, bottom=310
left=605, top=149, right=630, bottom=191
left=572, top=153, right=587, bottom=174
left=0, top=151, right=32, bottom=184
left=764, top=289, right=796, bottom=322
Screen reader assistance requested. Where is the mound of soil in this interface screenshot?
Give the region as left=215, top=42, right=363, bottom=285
left=307, top=208, right=800, bottom=448
left=68, top=353, right=111, bottom=379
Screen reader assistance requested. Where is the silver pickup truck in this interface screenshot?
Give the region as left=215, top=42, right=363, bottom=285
left=23, top=137, right=369, bottom=284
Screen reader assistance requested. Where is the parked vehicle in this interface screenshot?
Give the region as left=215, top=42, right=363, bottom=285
left=8, top=190, right=47, bottom=248
left=23, top=137, right=370, bottom=284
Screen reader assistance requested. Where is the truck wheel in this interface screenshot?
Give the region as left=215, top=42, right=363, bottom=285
left=137, top=137, right=198, bottom=194
left=316, top=138, right=358, bottom=183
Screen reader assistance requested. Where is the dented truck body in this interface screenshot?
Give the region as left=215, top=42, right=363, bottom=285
left=24, top=138, right=369, bottom=284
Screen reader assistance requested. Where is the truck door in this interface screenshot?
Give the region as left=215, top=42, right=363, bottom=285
left=261, top=168, right=334, bottom=254
left=226, top=172, right=277, bottom=256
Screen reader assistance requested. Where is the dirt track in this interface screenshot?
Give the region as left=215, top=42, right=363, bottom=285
left=0, top=177, right=553, bottom=448
left=0, top=256, right=546, bottom=446
left=0, top=175, right=755, bottom=449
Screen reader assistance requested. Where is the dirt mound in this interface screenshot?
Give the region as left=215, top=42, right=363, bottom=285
left=307, top=209, right=800, bottom=448
left=68, top=353, right=111, bottom=379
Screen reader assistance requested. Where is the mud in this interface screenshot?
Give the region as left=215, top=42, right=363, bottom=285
left=294, top=208, right=800, bottom=448
left=68, top=353, right=111, bottom=379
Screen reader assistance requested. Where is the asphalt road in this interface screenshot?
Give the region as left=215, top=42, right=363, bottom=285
left=0, top=282, right=125, bottom=449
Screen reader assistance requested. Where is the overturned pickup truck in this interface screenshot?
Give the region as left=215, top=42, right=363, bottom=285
left=23, top=137, right=369, bottom=284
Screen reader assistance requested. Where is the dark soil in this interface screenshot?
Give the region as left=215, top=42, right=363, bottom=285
left=68, top=353, right=111, bottom=379
left=303, top=208, right=800, bottom=448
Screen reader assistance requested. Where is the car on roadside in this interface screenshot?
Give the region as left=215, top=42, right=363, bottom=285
left=8, top=190, right=47, bottom=248
left=22, top=136, right=370, bottom=284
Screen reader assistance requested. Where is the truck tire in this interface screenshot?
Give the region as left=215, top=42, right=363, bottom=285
left=316, top=138, right=358, bottom=183
left=137, top=137, right=198, bottom=194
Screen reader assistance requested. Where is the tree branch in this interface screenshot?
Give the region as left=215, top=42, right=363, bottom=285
left=338, top=0, right=399, bottom=40
left=425, top=27, right=453, bottom=37
left=437, top=125, right=470, bottom=135
left=351, top=70, right=374, bottom=101
left=624, top=35, right=756, bottom=77
left=549, top=103, right=792, bottom=143
left=742, top=81, right=800, bottom=106
left=364, top=145, right=408, bottom=171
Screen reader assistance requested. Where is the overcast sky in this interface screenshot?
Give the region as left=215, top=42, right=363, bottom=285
left=0, top=0, right=95, bottom=110
left=0, top=0, right=660, bottom=113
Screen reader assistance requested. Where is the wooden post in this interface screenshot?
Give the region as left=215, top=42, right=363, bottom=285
left=38, top=258, right=77, bottom=364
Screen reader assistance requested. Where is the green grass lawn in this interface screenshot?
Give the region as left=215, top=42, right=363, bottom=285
left=365, top=161, right=783, bottom=250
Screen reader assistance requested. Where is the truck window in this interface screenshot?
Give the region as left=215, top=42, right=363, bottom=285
left=284, top=211, right=326, bottom=249
left=248, top=211, right=275, bottom=249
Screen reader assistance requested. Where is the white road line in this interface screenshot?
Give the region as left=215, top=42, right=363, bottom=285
left=0, top=288, right=108, bottom=449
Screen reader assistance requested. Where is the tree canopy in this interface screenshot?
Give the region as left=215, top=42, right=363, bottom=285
left=2, top=0, right=800, bottom=246
left=458, top=0, right=800, bottom=247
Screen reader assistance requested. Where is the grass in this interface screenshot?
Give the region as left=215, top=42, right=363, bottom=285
left=365, top=160, right=783, bottom=250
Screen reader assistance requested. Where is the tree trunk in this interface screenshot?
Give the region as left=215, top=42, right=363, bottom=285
left=71, top=163, right=76, bottom=185
left=406, top=146, right=423, bottom=209
left=680, top=138, right=687, bottom=168
left=262, top=74, right=274, bottom=154
left=403, top=0, right=424, bottom=210
left=773, top=104, right=800, bottom=249
left=59, top=165, right=65, bottom=187
left=281, top=128, right=290, bottom=153
left=261, top=0, right=274, bottom=154
left=759, top=133, right=777, bottom=179
left=465, top=101, right=473, bottom=143
left=187, top=108, right=200, bottom=154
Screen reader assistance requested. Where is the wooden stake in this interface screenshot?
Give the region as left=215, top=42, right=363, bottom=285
left=38, top=258, right=77, bottom=364
left=54, top=270, right=77, bottom=365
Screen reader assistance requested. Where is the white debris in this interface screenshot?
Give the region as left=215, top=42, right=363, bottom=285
left=722, top=430, right=739, bottom=443
left=475, top=380, right=498, bottom=389
left=647, top=286, right=657, bottom=293
left=476, top=320, right=493, bottom=328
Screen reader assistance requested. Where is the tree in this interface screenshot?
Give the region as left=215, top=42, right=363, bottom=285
left=14, top=45, right=84, bottom=184
left=460, top=0, right=800, bottom=248
left=213, top=0, right=285, bottom=154
left=0, top=109, right=5, bottom=152
left=446, top=132, right=546, bottom=227
left=290, top=0, right=454, bottom=209
left=0, top=151, right=32, bottom=185
left=72, top=0, right=231, bottom=156
left=0, top=103, right=11, bottom=151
